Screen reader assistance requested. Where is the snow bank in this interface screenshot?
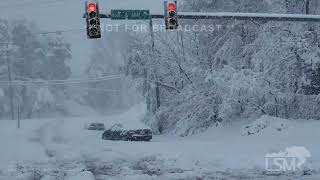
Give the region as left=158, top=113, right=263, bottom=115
left=0, top=120, right=50, bottom=170
left=241, top=115, right=289, bottom=136
left=66, top=171, right=95, bottom=180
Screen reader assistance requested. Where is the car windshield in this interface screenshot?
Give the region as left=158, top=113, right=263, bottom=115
left=1, top=1, right=320, bottom=179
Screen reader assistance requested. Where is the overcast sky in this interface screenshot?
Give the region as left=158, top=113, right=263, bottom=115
left=0, top=0, right=163, bottom=77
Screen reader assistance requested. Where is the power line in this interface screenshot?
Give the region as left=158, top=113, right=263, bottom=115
left=12, top=75, right=122, bottom=82
left=70, top=86, right=121, bottom=93
left=32, top=28, right=85, bottom=35
left=0, top=75, right=122, bottom=84
left=0, top=0, right=82, bottom=10
left=0, top=75, right=123, bottom=86
left=0, top=28, right=85, bottom=38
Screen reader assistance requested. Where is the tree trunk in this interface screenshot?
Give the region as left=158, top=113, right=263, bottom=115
left=156, top=82, right=160, bottom=109
left=305, top=0, right=310, bottom=14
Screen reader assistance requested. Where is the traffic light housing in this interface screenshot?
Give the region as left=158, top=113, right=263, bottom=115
left=85, top=1, right=101, bottom=39
left=165, top=1, right=178, bottom=30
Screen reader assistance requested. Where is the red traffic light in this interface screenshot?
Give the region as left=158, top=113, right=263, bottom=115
left=88, top=2, right=96, bottom=12
left=168, top=3, right=176, bottom=11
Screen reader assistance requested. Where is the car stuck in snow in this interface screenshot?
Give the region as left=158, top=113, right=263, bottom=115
left=87, top=123, right=105, bottom=131
left=102, top=123, right=152, bottom=141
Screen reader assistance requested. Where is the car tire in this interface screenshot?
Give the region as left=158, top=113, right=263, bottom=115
left=122, top=136, right=128, bottom=141
left=102, top=131, right=112, bottom=140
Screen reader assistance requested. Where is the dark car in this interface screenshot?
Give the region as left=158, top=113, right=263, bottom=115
left=102, top=123, right=152, bottom=141
left=125, top=129, right=153, bottom=141
left=87, top=123, right=105, bottom=131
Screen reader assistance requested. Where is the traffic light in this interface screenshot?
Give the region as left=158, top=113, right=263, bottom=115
left=86, top=1, right=101, bottom=39
left=165, top=1, right=178, bottom=30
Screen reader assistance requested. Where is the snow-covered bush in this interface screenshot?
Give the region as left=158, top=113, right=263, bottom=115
left=66, top=171, right=95, bottom=180
left=241, top=115, right=289, bottom=136
left=154, top=86, right=223, bottom=136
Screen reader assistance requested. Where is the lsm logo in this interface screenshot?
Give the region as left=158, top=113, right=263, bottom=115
left=265, top=146, right=311, bottom=171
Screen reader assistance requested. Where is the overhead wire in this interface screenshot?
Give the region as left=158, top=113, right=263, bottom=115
left=31, top=28, right=86, bottom=35
left=0, top=75, right=124, bottom=86
left=69, top=86, right=122, bottom=93
left=0, top=0, right=83, bottom=9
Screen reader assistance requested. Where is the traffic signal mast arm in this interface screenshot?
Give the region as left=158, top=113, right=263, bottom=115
left=85, top=12, right=320, bottom=22
left=176, top=12, right=320, bottom=22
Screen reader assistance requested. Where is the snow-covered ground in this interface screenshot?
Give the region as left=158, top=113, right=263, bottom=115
left=1, top=104, right=320, bottom=180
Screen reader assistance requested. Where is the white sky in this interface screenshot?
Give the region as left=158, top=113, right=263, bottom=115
left=0, top=0, right=164, bottom=77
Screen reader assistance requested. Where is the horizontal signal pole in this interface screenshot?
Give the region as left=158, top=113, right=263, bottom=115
left=85, top=12, right=320, bottom=22
left=176, top=12, right=320, bottom=22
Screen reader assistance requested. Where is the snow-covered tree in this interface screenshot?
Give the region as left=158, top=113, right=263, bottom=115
left=0, top=19, right=72, bottom=119
left=122, top=0, right=320, bottom=135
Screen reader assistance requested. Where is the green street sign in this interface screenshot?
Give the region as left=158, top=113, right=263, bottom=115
left=111, top=10, right=150, bottom=20
left=111, top=10, right=127, bottom=20
left=127, top=10, right=150, bottom=20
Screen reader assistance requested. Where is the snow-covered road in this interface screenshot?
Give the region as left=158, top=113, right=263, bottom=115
left=1, top=104, right=320, bottom=179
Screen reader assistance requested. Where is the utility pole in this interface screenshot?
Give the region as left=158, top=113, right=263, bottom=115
left=17, top=105, right=20, bottom=128
left=6, top=43, right=14, bottom=120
